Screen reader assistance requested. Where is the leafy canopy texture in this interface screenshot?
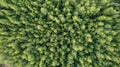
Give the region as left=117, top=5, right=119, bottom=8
left=0, top=0, right=120, bottom=67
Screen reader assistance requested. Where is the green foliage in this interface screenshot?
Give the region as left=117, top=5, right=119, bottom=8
left=0, top=0, right=120, bottom=67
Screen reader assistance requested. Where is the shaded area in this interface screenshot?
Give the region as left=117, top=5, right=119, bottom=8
left=0, top=64, right=9, bottom=67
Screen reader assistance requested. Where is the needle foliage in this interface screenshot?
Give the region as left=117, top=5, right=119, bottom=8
left=0, top=0, right=120, bottom=67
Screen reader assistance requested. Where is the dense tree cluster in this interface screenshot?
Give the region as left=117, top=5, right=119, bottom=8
left=0, top=0, right=120, bottom=67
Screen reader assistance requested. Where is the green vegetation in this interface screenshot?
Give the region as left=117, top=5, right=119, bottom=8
left=0, top=0, right=120, bottom=67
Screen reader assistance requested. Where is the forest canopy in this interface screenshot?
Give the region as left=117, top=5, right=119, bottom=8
left=0, top=0, right=120, bottom=67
